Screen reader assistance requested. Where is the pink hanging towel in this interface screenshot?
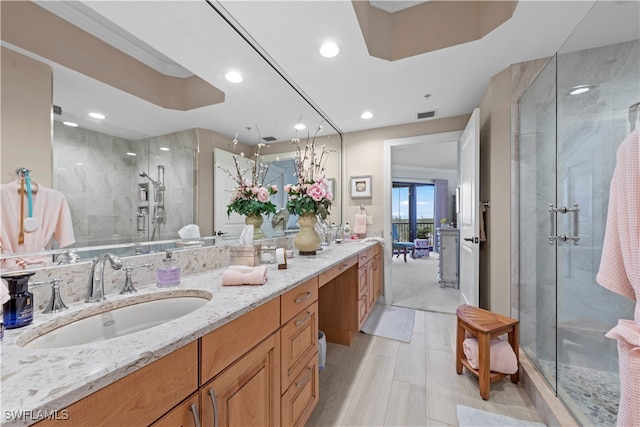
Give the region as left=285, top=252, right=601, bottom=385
left=596, top=129, right=640, bottom=427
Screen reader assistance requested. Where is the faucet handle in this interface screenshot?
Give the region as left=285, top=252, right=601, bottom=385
left=120, top=263, right=152, bottom=295
left=32, top=278, right=68, bottom=314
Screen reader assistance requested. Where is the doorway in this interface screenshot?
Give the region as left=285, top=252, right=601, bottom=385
left=383, top=131, right=462, bottom=314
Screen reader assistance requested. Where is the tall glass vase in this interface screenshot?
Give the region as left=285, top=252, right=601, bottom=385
left=294, top=213, right=321, bottom=255
left=245, top=214, right=265, bottom=240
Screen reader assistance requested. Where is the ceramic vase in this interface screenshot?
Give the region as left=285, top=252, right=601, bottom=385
left=245, top=214, right=265, bottom=239
left=294, top=213, right=321, bottom=255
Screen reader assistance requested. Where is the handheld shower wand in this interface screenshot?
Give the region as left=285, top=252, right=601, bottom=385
left=139, top=171, right=160, bottom=202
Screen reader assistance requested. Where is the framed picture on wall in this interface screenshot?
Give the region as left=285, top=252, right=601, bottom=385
left=350, top=175, right=372, bottom=198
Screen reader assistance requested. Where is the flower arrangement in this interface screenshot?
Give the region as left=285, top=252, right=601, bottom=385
left=216, top=136, right=278, bottom=217
left=285, top=124, right=333, bottom=219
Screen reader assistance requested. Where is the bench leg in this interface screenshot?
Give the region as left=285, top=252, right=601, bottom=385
left=509, top=325, right=520, bottom=384
left=403, top=247, right=407, bottom=262
left=478, top=332, right=491, bottom=400
left=455, top=322, right=464, bottom=374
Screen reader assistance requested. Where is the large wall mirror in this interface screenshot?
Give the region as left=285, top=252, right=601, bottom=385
left=0, top=0, right=342, bottom=267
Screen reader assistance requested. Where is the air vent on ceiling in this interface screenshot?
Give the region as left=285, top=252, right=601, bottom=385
left=262, top=136, right=277, bottom=142
left=53, top=105, right=62, bottom=115
left=417, top=110, right=437, bottom=120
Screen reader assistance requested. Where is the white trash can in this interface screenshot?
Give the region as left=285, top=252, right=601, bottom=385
left=318, top=330, right=327, bottom=371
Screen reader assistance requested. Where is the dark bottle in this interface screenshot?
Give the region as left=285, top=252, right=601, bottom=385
left=2, top=271, right=35, bottom=329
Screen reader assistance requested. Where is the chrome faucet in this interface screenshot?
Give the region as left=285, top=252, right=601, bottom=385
left=86, top=253, right=123, bottom=303
left=55, top=249, right=79, bottom=265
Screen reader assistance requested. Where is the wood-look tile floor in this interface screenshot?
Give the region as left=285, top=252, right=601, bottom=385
left=307, top=310, right=544, bottom=426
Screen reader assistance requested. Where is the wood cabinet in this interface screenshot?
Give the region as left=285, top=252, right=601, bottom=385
left=151, top=393, right=199, bottom=427
left=36, top=341, right=198, bottom=427
left=35, top=244, right=379, bottom=427
left=201, top=333, right=281, bottom=427
left=318, top=244, right=384, bottom=346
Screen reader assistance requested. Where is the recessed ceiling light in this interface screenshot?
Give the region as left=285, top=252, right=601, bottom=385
left=225, top=71, right=243, bottom=83
left=320, top=41, right=339, bottom=58
left=294, top=123, right=306, bottom=131
left=360, top=111, right=373, bottom=120
left=126, top=152, right=137, bottom=156
left=160, top=147, right=170, bottom=151
left=63, top=121, right=78, bottom=127
left=569, top=85, right=593, bottom=95
left=89, top=112, right=106, bottom=119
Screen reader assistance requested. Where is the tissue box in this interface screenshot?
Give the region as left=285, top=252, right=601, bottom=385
left=229, top=244, right=262, bottom=267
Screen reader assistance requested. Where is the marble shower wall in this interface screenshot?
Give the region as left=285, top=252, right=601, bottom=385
left=53, top=124, right=196, bottom=247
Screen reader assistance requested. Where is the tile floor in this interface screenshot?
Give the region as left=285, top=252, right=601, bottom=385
left=307, top=309, right=544, bottom=426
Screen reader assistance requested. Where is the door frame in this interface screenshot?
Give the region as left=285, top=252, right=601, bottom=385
left=383, top=130, right=463, bottom=306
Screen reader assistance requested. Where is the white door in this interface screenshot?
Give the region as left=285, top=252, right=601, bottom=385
left=458, top=108, right=480, bottom=307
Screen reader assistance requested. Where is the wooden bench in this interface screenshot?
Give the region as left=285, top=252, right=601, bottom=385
left=455, top=304, right=520, bottom=400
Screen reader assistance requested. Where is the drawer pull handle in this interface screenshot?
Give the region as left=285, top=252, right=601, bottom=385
left=189, top=403, right=201, bottom=427
left=339, top=263, right=349, bottom=270
left=208, top=388, right=219, bottom=427
left=295, top=291, right=312, bottom=304
left=295, top=367, right=312, bottom=388
left=295, top=311, right=312, bottom=326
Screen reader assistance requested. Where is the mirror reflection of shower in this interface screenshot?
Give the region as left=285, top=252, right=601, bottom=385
left=138, top=165, right=166, bottom=241
left=629, top=102, right=640, bottom=133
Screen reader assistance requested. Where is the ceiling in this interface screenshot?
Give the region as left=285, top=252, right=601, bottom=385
left=10, top=0, right=636, bottom=171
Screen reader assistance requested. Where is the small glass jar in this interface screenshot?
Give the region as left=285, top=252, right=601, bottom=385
left=261, top=246, right=276, bottom=264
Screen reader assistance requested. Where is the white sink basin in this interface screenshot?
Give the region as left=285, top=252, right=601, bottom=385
left=19, top=290, right=211, bottom=349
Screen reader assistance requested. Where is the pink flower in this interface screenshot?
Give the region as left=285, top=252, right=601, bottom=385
left=307, top=183, right=327, bottom=202
left=256, top=187, right=270, bottom=203
left=284, top=184, right=292, bottom=193
left=251, top=187, right=259, bottom=195
left=326, top=191, right=333, bottom=202
left=271, top=185, right=278, bottom=193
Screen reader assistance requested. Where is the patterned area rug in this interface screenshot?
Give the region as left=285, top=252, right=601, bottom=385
left=360, top=304, right=415, bottom=342
left=457, top=405, right=546, bottom=427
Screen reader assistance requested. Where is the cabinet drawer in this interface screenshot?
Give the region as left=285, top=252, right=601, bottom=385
left=318, top=255, right=357, bottom=287
left=359, top=247, right=376, bottom=265
left=281, top=302, right=318, bottom=393
left=281, top=351, right=319, bottom=427
left=281, top=277, right=318, bottom=325
left=201, top=298, right=280, bottom=384
left=36, top=342, right=198, bottom=427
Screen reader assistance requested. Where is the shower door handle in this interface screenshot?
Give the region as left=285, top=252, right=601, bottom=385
left=549, top=203, right=580, bottom=245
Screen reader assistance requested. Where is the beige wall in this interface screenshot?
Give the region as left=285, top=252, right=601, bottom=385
left=342, top=116, right=470, bottom=229
left=1, top=47, right=53, bottom=186
left=479, top=67, right=512, bottom=315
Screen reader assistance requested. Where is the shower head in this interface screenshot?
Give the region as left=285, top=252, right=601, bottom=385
left=139, top=171, right=159, bottom=185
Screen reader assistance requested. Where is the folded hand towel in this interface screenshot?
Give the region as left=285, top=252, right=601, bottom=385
left=354, top=214, right=367, bottom=235
left=462, top=337, right=518, bottom=375
left=222, top=265, right=268, bottom=286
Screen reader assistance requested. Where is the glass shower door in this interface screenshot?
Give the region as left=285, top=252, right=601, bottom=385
left=554, top=34, right=639, bottom=426
left=518, top=54, right=558, bottom=392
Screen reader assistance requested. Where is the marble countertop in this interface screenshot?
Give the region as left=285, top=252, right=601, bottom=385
left=0, top=240, right=378, bottom=426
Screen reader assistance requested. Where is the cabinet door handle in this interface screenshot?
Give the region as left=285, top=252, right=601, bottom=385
left=295, top=367, right=312, bottom=388
left=295, top=311, right=312, bottom=326
left=208, top=388, right=218, bottom=427
left=294, top=291, right=312, bottom=304
left=189, top=403, right=201, bottom=427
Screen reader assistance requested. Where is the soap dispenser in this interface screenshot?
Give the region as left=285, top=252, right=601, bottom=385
left=157, top=250, right=181, bottom=287
left=1, top=271, right=36, bottom=329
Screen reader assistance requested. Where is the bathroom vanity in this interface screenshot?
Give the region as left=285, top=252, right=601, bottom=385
left=0, top=241, right=383, bottom=427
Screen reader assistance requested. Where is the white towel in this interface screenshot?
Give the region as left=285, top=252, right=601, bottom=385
left=354, top=214, right=367, bottom=234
